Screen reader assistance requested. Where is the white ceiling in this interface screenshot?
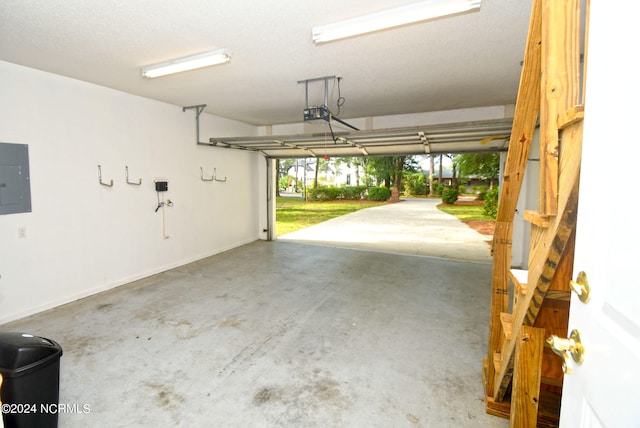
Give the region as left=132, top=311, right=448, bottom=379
left=0, top=0, right=532, bottom=129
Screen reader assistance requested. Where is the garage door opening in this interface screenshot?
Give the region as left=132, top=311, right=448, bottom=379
left=273, top=155, right=496, bottom=263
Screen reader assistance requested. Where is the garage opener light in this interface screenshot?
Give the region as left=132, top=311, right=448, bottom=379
left=140, top=48, right=232, bottom=78
left=311, top=0, right=481, bottom=43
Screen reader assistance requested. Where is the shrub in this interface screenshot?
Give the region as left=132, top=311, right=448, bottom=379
left=342, top=185, right=367, bottom=200
left=434, top=183, right=445, bottom=196
left=473, top=185, right=487, bottom=200
left=309, top=186, right=337, bottom=200
left=309, top=186, right=367, bottom=200
left=368, top=186, right=391, bottom=201
left=442, top=187, right=459, bottom=204
left=403, top=180, right=427, bottom=197
left=483, top=187, right=499, bottom=218
left=403, top=172, right=427, bottom=197
left=279, top=175, right=299, bottom=191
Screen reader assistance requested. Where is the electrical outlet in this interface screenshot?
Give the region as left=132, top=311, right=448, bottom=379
left=18, top=227, right=27, bottom=238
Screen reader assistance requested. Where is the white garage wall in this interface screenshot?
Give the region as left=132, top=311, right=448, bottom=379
left=0, top=61, right=263, bottom=324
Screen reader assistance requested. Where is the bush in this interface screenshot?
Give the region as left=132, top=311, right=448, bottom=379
left=434, top=183, right=445, bottom=196
left=367, top=186, right=391, bottom=201
left=309, top=186, right=366, bottom=200
left=475, top=185, right=488, bottom=201
left=403, top=172, right=427, bottom=197
left=403, top=180, right=427, bottom=197
left=279, top=174, right=299, bottom=191
left=483, top=187, right=499, bottom=218
left=342, top=186, right=367, bottom=200
left=442, top=187, right=459, bottom=204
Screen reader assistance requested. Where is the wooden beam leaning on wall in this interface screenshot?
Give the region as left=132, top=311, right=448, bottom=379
left=485, top=0, right=542, bottom=399
left=493, top=0, right=584, bottom=398
left=493, top=0, right=584, bottom=394
left=493, top=175, right=580, bottom=401
left=539, top=0, right=581, bottom=215
left=510, top=326, right=546, bottom=428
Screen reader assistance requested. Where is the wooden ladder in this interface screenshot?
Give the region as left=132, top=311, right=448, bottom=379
left=483, top=0, right=588, bottom=426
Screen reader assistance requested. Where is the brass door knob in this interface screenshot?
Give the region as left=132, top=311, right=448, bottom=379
left=546, top=329, right=584, bottom=374
left=569, top=271, right=591, bottom=303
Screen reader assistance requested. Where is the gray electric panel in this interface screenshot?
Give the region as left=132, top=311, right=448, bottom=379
left=0, top=142, right=32, bottom=215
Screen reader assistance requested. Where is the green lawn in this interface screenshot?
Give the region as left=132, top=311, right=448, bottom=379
left=276, top=196, right=387, bottom=236
left=436, top=203, right=493, bottom=221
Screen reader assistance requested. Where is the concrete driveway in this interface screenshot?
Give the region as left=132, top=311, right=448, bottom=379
left=278, top=198, right=493, bottom=263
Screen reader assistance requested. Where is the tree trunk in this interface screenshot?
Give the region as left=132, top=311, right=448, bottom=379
left=429, top=156, right=435, bottom=196
left=391, top=156, right=404, bottom=202
left=452, top=162, right=458, bottom=188
left=275, top=159, right=281, bottom=197
left=314, top=159, right=319, bottom=189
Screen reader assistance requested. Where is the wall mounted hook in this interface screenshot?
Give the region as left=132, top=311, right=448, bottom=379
left=125, top=166, right=142, bottom=185
left=214, top=168, right=227, bottom=183
left=98, top=165, right=114, bottom=187
left=200, top=167, right=214, bottom=181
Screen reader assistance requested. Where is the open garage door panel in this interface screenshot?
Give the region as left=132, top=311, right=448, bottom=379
left=207, top=118, right=513, bottom=158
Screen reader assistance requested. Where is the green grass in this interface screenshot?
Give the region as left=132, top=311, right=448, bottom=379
left=276, top=196, right=387, bottom=236
left=436, top=203, right=493, bottom=221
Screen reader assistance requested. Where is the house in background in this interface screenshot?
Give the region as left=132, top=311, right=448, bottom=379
left=284, top=158, right=363, bottom=191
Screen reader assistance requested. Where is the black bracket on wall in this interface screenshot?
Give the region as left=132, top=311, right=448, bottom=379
left=183, top=104, right=207, bottom=145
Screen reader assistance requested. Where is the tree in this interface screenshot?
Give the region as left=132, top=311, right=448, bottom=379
left=313, top=158, right=320, bottom=189
left=276, top=159, right=296, bottom=195
left=454, top=153, right=500, bottom=188
left=429, top=155, right=435, bottom=196
left=365, top=156, right=419, bottom=201
left=446, top=154, right=459, bottom=188
left=313, top=158, right=332, bottom=188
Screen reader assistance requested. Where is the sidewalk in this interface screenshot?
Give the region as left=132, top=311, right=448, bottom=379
left=278, top=198, right=493, bottom=263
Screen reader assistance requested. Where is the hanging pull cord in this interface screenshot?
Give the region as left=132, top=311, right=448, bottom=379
left=155, top=192, right=173, bottom=212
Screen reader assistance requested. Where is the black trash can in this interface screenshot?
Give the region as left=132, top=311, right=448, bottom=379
left=0, top=332, right=63, bottom=428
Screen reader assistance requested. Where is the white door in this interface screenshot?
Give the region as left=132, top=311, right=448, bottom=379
left=559, top=2, right=640, bottom=426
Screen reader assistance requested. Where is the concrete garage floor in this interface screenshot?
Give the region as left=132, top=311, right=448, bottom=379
left=3, top=240, right=507, bottom=428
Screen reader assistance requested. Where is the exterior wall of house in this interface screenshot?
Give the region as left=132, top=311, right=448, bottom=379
left=0, top=61, right=262, bottom=323
left=285, top=160, right=363, bottom=190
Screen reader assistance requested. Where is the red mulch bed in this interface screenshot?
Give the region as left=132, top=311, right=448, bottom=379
left=465, top=219, right=495, bottom=236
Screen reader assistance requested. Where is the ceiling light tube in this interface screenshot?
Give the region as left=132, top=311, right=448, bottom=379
left=141, top=48, right=232, bottom=78
left=312, top=0, right=481, bottom=43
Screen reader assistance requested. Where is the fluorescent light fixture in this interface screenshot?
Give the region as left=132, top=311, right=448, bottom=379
left=141, top=48, right=232, bottom=78
left=312, top=0, right=481, bottom=43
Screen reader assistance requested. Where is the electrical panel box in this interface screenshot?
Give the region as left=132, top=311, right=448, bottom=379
left=303, top=105, right=330, bottom=122
left=0, top=143, right=32, bottom=215
left=155, top=181, right=168, bottom=192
